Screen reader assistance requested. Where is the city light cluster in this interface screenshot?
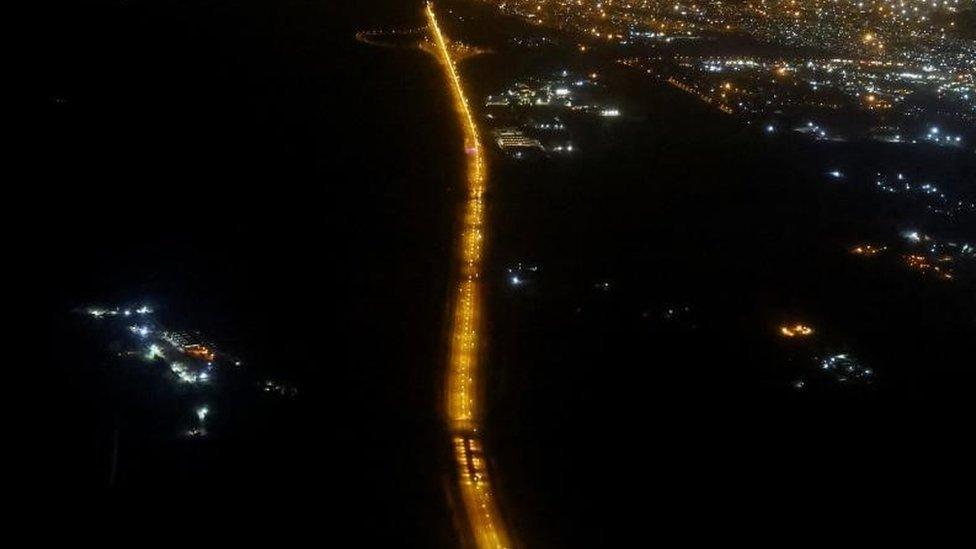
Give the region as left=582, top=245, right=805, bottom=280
left=494, top=0, right=975, bottom=142
left=81, top=301, right=295, bottom=440
left=780, top=323, right=814, bottom=337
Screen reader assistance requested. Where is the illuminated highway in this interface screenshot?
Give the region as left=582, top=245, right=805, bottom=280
left=424, top=3, right=512, bottom=548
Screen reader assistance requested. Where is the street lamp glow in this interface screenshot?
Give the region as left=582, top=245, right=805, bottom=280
left=426, top=4, right=511, bottom=547
left=145, top=344, right=163, bottom=360
left=780, top=323, right=814, bottom=337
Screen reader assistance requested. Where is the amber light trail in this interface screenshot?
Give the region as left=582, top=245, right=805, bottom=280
left=425, top=3, right=511, bottom=548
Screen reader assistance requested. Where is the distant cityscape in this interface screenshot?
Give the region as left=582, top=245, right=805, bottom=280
left=490, top=0, right=976, bottom=144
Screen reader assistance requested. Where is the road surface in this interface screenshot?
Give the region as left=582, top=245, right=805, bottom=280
left=424, top=3, right=512, bottom=548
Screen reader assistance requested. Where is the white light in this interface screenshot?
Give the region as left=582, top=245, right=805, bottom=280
left=145, top=344, right=163, bottom=360
left=196, top=406, right=209, bottom=421
left=930, top=126, right=939, bottom=134
left=510, top=276, right=521, bottom=285
left=766, top=125, right=775, bottom=132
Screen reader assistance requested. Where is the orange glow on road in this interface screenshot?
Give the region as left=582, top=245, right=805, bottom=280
left=425, top=3, right=511, bottom=548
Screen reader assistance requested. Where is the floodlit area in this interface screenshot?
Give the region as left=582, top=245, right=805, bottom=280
left=849, top=230, right=973, bottom=281
left=820, top=354, right=874, bottom=384
left=484, top=69, right=621, bottom=158
left=81, top=302, right=296, bottom=438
